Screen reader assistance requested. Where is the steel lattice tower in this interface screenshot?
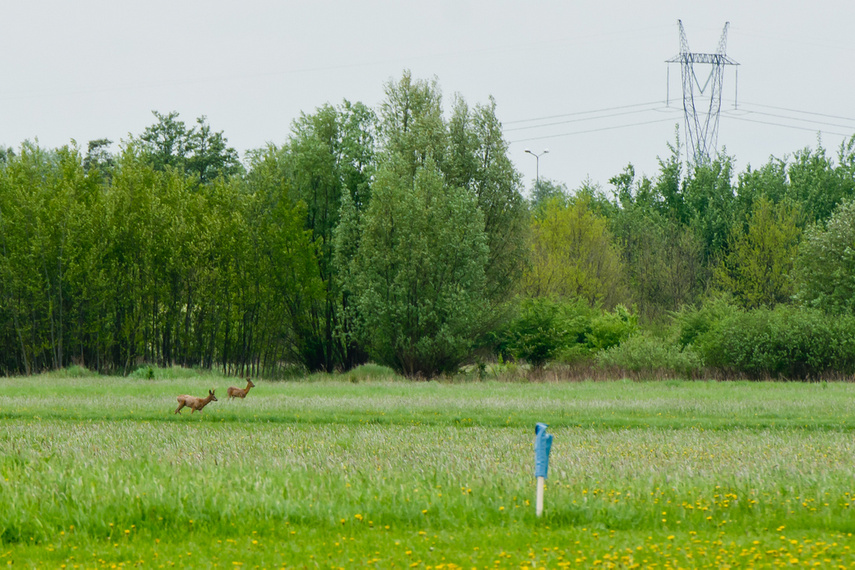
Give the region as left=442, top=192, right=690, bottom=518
left=667, top=20, right=739, bottom=166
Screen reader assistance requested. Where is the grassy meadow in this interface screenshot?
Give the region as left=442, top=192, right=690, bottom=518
left=2, top=367, right=855, bottom=568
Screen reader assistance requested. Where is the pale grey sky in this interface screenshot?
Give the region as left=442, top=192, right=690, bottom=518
left=2, top=1, right=854, bottom=194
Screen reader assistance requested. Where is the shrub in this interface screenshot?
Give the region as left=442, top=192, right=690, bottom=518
left=585, top=304, right=638, bottom=351
left=697, top=305, right=855, bottom=379
left=793, top=198, right=855, bottom=315
left=496, top=297, right=594, bottom=368
left=671, top=294, right=741, bottom=348
left=497, top=299, right=639, bottom=368
left=44, top=365, right=98, bottom=379
left=596, top=333, right=704, bottom=377
left=128, top=365, right=209, bottom=380
left=347, top=364, right=400, bottom=383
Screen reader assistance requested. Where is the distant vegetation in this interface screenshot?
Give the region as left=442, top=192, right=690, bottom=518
left=1, top=71, right=854, bottom=379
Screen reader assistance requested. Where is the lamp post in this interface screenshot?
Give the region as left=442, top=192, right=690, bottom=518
left=524, top=148, right=549, bottom=196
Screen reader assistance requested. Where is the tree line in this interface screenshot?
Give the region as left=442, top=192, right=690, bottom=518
left=1, top=71, right=854, bottom=378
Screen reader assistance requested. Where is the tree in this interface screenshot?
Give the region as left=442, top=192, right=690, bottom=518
left=528, top=178, right=568, bottom=217
left=786, top=140, right=855, bottom=225
left=134, top=111, right=241, bottom=183
left=734, top=158, right=790, bottom=223
left=0, top=146, right=14, bottom=164
left=683, top=155, right=736, bottom=263
left=0, top=143, right=97, bottom=373
left=284, top=100, right=376, bottom=371
left=523, top=195, right=627, bottom=308
left=607, top=157, right=706, bottom=318
left=378, top=71, right=447, bottom=178
left=187, top=116, right=242, bottom=183
left=496, top=297, right=593, bottom=368
left=715, top=196, right=801, bottom=308
left=353, top=163, right=489, bottom=377
left=793, top=198, right=855, bottom=315
left=83, top=138, right=115, bottom=180
left=446, top=95, right=529, bottom=310
left=240, top=146, right=326, bottom=373
left=136, top=111, right=192, bottom=172
left=342, top=71, right=527, bottom=376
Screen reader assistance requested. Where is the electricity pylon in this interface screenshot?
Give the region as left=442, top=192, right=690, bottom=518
left=666, top=20, right=739, bottom=166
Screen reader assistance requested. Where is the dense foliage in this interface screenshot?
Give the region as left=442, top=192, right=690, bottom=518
left=695, top=305, right=855, bottom=378
left=1, top=73, right=854, bottom=379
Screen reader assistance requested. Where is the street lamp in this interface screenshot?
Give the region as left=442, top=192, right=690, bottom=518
left=524, top=148, right=549, bottom=195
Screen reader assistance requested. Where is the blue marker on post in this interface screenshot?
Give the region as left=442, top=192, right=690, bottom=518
left=534, top=422, right=553, bottom=517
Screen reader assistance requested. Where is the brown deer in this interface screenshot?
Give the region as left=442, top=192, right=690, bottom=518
left=227, top=377, right=256, bottom=400
left=174, top=389, right=217, bottom=414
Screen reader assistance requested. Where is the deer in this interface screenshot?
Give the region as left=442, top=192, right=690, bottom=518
left=227, top=377, right=256, bottom=400
left=174, top=389, right=218, bottom=414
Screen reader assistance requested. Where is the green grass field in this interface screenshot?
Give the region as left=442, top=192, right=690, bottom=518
left=2, top=368, right=855, bottom=568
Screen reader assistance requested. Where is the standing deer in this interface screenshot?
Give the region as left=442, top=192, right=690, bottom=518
left=174, top=389, right=217, bottom=414
left=227, top=377, right=256, bottom=400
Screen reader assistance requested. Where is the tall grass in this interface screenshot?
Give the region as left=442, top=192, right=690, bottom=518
left=2, top=375, right=855, bottom=566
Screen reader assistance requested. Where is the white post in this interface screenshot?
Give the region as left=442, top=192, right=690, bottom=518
left=536, top=476, right=545, bottom=517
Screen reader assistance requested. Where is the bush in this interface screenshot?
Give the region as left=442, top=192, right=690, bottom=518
left=44, top=365, right=98, bottom=379
left=793, top=198, right=855, bottom=315
left=496, top=297, right=594, bottom=368
left=497, top=299, right=639, bottom=368
left=671, top=294, right=741, bottom=348
left=596, top=333, right=704, bottom=377
left=585, top=304, right=638, bottom=351
left=128, top=365, right=209, bottom=380
left=697, top=305, right=855, bottom=379
left=347, top=364, right=400, bottom=383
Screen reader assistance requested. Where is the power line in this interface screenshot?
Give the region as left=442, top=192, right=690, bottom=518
left=503, top=101, right=663, bottom=125
left=722, top=108, right=855, bottom=132
left=508, top=116, right=679, bottom=144
left=734, top=101, right=855, bottom=124
left=504, top=105, right=676, bottom=132
left=501, top=94, right=855, bottom=144
left=721, top=114, right=853, bottom=138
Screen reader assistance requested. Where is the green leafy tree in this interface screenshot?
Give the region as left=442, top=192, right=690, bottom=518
left=0, top=143, right=97, bottom=373
left=240, top=147, right=326, bottom=373
left=786, top=140, right=855, bottom=225
left=344, top=71, right=526, bottom=376
left=683, top=155, right=737, bottom=262
left=528, top=178, right=568, bottom=217
left=83, top=138, right=115, bottom=181
left=136, top=111, right=192, bottom=172
left=353, top=164, right=489, bottom=377
left=523, top=195, right=627, bottom=308
left=446, top=95, right=529, bottom=311
left=285, top=100, right=376, bottom=371
left=715, top=196, right=801, bottom=308
left=187, top=116, right=242, bottom=183
left=733, top=158, right=790, bottom=223
left=135, top=111, right=241, bottom=183
left=793, top=198, right=855, bottom=315
left=378, top=71, right=447, bottom=177
left=607, top=155, right=706, bottom=318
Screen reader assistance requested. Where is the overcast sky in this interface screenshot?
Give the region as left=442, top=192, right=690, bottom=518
left=3, top=1, right=854, bottom=195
